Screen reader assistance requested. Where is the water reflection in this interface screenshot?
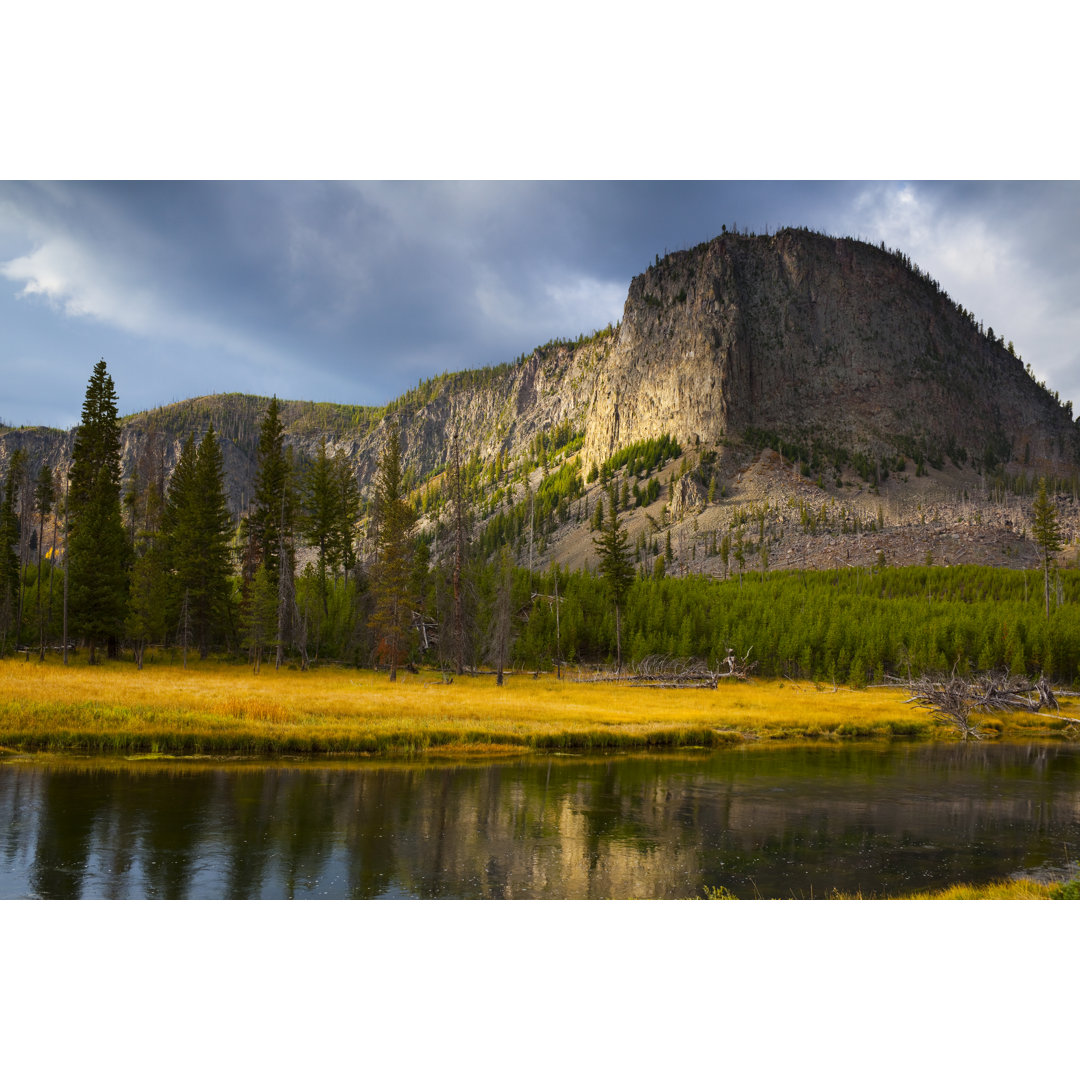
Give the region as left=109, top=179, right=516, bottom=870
left=2, top=742, right=1079, bottom=899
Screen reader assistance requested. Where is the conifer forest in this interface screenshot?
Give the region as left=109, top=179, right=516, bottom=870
left=2, top=357, right=1077, bottom=687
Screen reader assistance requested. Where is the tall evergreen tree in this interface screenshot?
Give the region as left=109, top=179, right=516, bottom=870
left=247, top=396, right=292, bottom=584
left=593, top=484, right=634, bottom=672
left=368, top=425, right=416, bottom=680
left=67, top=360, right=130, bottom=662
left=336, top=452, right=360, bottom=587
left=301, top=438, right=342, bottom=615
left=164, top=426, right=234, bottom=657
left=486, top=546, right=516, bottom=685
left=128, top=464, right=168, bottom=669
left=245, top=397, right=296, bottom=665
left=241, top=563, right=278, bottom=673
left=1032, top=478, right=1063, bottom=620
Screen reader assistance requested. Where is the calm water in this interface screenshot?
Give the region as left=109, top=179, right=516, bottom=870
left=2, top=742, right=1079, bottom=899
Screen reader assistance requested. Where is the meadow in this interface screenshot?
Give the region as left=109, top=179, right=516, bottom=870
left=0, top=653, right=1069, bottom=757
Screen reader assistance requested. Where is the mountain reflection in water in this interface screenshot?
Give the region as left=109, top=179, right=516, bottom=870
left=2, top=742, right=1078, bottom=899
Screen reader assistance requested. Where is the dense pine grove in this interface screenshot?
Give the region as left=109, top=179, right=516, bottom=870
left=1, top=360, right=1077, bottom=686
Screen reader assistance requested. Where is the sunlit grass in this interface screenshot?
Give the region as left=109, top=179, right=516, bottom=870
left=706, top=878, right=1080, bottom=899
left=830, top=878, right=1077, bottom=899
left=0, top=653, right=1065, bottom=758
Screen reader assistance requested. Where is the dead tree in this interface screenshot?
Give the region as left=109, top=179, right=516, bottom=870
left=901, top=669, right=1080, bottom=740
left=718, top=647, right=757, bottom=681
left=576, top=650, right=758, bottom=689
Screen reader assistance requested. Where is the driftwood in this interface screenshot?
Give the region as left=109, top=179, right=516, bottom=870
left=575, top=649, right=758, bottom=689
left=897, top=670, right=1080, bottom=740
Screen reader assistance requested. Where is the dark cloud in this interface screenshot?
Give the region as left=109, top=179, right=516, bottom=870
left=2, top=181, right=1078, bottom=429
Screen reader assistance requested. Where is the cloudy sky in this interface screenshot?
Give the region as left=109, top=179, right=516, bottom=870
left=1, top=180, right=1078, bottom=430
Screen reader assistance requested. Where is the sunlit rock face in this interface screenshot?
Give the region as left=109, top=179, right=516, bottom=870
left=583, top=229, right=1078, bottom=473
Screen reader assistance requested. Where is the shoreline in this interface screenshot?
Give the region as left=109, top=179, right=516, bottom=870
left=0, top=656, right=1072, bottom=759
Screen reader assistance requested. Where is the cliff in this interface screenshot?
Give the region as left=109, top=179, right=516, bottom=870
left=583, top=228, right=1078, bottom=473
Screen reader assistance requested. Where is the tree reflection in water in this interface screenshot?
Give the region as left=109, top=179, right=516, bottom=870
left=1, top=743, right=1078, bottom=899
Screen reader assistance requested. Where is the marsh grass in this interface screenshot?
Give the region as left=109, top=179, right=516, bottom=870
left=0, top=655, right=1063, bottom=758
left=830, top=878, right=1077, bottom=900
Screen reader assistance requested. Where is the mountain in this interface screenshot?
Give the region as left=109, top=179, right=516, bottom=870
left=583, top=228, right=1077, bottom=474
left=3, top=228, right=1077, bottom=573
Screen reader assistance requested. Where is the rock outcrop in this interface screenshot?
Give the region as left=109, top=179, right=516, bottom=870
left=583, top=228, right=1078, bottom=473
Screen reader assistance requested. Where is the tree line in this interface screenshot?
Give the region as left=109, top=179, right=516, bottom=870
left=0, top=360, right=1072, bottom=686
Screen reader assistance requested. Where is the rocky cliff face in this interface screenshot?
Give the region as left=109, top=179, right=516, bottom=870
left=583, top=229, right=1078, bottom=473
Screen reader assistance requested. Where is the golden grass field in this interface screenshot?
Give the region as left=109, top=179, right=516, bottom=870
left=0, top=652, right=1069, bottom=757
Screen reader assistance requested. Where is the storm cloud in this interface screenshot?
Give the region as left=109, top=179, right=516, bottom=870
left=2, top=180, right=1078, bottom=429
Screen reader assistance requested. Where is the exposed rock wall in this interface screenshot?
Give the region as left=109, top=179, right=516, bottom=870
left=583, top=229, right=1078, bottom=472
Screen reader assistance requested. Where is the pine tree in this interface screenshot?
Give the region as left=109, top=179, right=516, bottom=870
left=194, top=427, right=235, bottom=655
left=593, top=484, right=634, bottom=672
left=301, top=438, right=341, bottom=614
left=245, top=397, right=296, bottom=664
left=1032, top=478, right=1063, bottom=620
left=247, top=396, right=292, bottom=584
left=241, top=563, right=278, bottom=673
left=67, top=360, right=130, bottom=662
left=336, top=453, right=360, bottom=587
left=128, top=472, right=168, bottom=669
left=368, top=425, right=416, bottom=680
left=486, top=546, right=516, bottom=685
left=162, top=426, right=234, bottom=658
left=162, top=433, right=198, bottom=633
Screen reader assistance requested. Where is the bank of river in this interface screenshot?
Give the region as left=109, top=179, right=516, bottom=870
left=2, top=742, right=1079, bottom=899
left=0, top=659, right=1071, bottom=757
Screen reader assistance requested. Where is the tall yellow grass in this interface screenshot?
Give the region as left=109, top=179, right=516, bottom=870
left=0, top=654, right=1064, bottom=757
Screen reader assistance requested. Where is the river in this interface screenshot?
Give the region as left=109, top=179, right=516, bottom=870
left=2, top=741, right=1079, bottom=898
